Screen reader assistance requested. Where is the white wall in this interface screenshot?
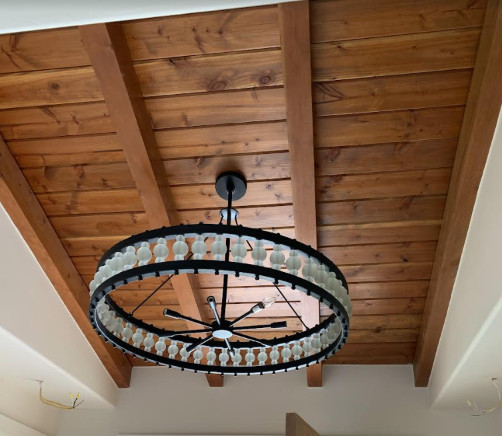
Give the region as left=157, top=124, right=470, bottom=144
left=57, top=365, right=501, bottom=436
left=0, top=377, right=57, bottom=436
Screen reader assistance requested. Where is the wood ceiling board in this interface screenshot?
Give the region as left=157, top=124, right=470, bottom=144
left=315, top=140, right=458, bottom=175
left=123, top=6, right=280, bottom=60
left=146, top=87, right=286, bottom=129
left=135, top=50, right=282, bottom=97
left=312, top=28, right=480, bottom=81
left=350, top=314, right=423, bottom=330
left=313, top=70, right=471, bottom=117
left=0, top=67, right=103, bottom=110
left=316, top=168, right=452, bottom=202
left=163, top=152, right=290, bottom=185
left=9, top=121, right=288, bottom=169
left=36, top=180, right=293, bottom=216
left=317, top=221, right=442, bottom=247
left=414, top=0, right=502, bottom=387
left=341, top=263, right=433, bottom=283
left=0, top=28, right=90, bottom=73
left=0, top=135, right=132, bottom=387
left=0, top=102, right=113, bottom=140
left=347, top=281, right=429, bottom=300
left=321, top=241, right=438, bottom=265
left=315, top=107, right=464, bottom=148
left=311, top=0, right=486, bottom=43
left=51, top=205, right=293, bottom=239
left=317, top=195, right=446, bottom=226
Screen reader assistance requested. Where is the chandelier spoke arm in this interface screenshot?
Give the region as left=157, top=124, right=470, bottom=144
left=163, top=308, right=212, bottom=329
left=186, top=335, right=213, bottom=353
left=224, top=338, right=235, bottom=356
left=228, top=307, right=255, bottom=327
left=231, top=331, right=273, bottom=347
left=207, top=296, right=221, bottom=325
left=163, top=328, right=212, bottom=337
left=273, top=284, right=308, bottom=330
left=232, top=321, right=287, bottom=331
left=129, top=274, right=174, bottom=316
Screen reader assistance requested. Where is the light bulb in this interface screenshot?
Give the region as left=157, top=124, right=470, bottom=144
left=261, top=296, right=276, bottom=308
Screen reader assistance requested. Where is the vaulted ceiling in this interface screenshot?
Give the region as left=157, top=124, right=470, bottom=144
left=0, top=0, right=498, bottom=389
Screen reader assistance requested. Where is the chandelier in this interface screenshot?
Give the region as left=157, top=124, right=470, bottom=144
left=88, top=172, right=352, bottom=375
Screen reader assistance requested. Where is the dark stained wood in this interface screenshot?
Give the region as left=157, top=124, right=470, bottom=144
left=279, top=1, right=321, bottom=386
left=0, top=135, right=132, bottom=387
left=135, top=50, right=282, bottom=97
left=313, top=70, right=471, bottom=117
left=146, top=87, right=286, bottom=129
left=311, top=0, right=486, bottom=43
left=312, top=28, right=480, bottom=81
left=315, top=107, right=464, bottom=148
left=286, top=413, right=319, bottom=436
left=124, top=6, right=280, bottom=60
left=316, top=168, right=451, bottom=201
left=0, top=102, right=114, bottom=140
left=341, top=263, right=433, bottom=283
left=414, top=0, right=502, bottom=387
left=79, top=22, right=222, bottom=387
left=317, top=195, right=446, bottom=226
left=36, top=180, right=293, bottom=216
left=0, top=28, right=90, bottom=73
left=318, top=221, right=441, bottom=247
left=0, top=67, right=102, bottom=109
left=316, top=140, right=457, bottom=176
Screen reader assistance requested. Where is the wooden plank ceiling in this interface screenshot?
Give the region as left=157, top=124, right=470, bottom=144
left=0, top=0, right=487, bottom=383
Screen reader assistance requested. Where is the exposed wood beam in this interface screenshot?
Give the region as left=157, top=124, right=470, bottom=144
left=413, top=0, right=502, bottom=387
left=0, top=135, right=132, bottom=388
left=286, top=413, right=320, bottom=436
left=279, top=1, right=322, bottom=387
left=79, top=22, right=223, bottom=387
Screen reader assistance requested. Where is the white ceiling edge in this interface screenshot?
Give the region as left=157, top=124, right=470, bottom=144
left=0, top=413, right=47, bottom=436
left=429, top=106, right=502, bottom=410
left=0, top=204, right=117, bottom=409
left=0, top=0, right=294, bottom=35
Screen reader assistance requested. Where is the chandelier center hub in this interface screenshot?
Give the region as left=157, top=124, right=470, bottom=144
left=213, top=329, right=233, bottom=339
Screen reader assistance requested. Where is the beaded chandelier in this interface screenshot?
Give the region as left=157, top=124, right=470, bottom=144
left=88, top=172, right=352, bottom=375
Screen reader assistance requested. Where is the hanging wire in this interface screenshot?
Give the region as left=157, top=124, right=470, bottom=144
left=36, top=380, right=84, bottom=410
left=273, top=283, right=308, bottom=330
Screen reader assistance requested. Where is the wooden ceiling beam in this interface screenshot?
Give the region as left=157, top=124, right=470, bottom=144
left=279, top=1, right=322, bottom=387
left=413, top=0, right=502, bottom=387
left=0, top=135, right=132, bottom=388
left=79, top=23, right=223, bottom=387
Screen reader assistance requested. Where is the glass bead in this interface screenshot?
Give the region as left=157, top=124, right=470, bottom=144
left=257, top=348, right=268, bottom=365
left=180, top=345, right=190, bottom=362
left=302, top=258, right=317, bottom=282
left=173, top=235, right=189, bottom=261
left=121, top=323, right=133, bottom=343
left=316, top=264, right=329, bottom=287
left=191, top=235, right=207, bottom=260
left=100, top=311, right=112, bottom=325
left=99, top=265, right=112, bottom=283
left=155, top=338, right=167, bottom=356
left=193, top=347, right=204, bottom=364
left=281, top=345, right=292, bottom=362
left=123, top=246, right=137, bottom=270
left=311, top=334, right=322, bottom=353
left=153, top=238, right=169, bottom=263
left=137, top=242, right=152, bottom=266
left=232, top=351, right=243, bottom=366
left=270, top=245, right=285, bottom=270
left=270, top=346, right=280, bottom=364
left=109, top=252, right=124, bottom=274
left=252, top=240, right=267, bottom=266
left=219, top=349, right=230, bottom=366
left=303, top=338, right=312, bottom=356
left=168, top=341, right=179, bottom=358
left=285, top=250, right=301, bottom=275
left=325, top=272, right=338, bottom=296
left=112, top=317, right=123, bottom=335
left=211, top=235, right=226, bottom=261
left=245, top=349, right=255, bottom=366
left=231, top=237, right=247, bottom=263
left=320, top=331, right=330, bottom=349
left=132, top=329, right=144, bottom=347
left=291, top=341, right=303, bottom=360
left=206, top=347, right=216, bottom=365
left=143, top=333, right=155, bottom=352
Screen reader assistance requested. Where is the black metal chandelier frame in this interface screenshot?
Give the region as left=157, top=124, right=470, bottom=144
left=88, top=172, right=351, bottom=375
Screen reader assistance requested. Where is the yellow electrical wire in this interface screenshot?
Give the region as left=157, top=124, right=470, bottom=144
left=37, top=380, right=83, bottom=410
